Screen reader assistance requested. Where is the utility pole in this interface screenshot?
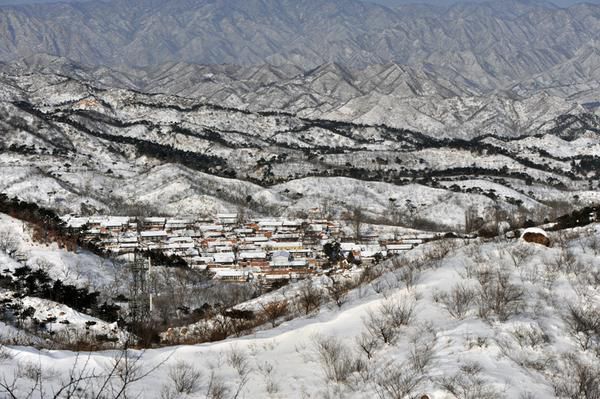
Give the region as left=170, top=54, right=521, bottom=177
left=129, top=251, right=150, bottom=324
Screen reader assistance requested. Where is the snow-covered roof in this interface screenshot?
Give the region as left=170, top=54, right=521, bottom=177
left=213, top=253, right=235, bottom=263
left=271, top=260, right=308, bottom=267
left=207, top=240, right=234, bottom=247
left=269, top=242, right=303, bottom=248
left=102, top=217, right=130, bottom=227
left=119, top=243, right=139, bottom=248
left=144, top=217, right=166, bottom=223
left=386, top=244, right=414, bottom=251
left=520, top=227, right=549, bottom=238
left=235, top=228, right=255, bottom=234
left=213, top=270, right=248, bottom=278
left=244, top=236, right=269, bottom=242
left=168, top=236, right=193, bottom=243
left=166, top=219, right=193, bottom=224
left=199, top=225, right=224, bottom=232
left=400, top=239, right=424, bottom=245
left=340, top=243, right=358, bottom=251
left=238, top=252, right=267, bottom=259
left=217, top=213, right=238, bottom=219
left=257, top=219, right=283, bottom=227
left=167, top=242, right=195, bottom=250
left=140, top=230, right=168, bottom=237
left=63, top=216, right=90, bottom=228
left=282, top=220, right=302, bottom=226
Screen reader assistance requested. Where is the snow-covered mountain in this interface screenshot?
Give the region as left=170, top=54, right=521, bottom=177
left=0, top=68, right=598, bottom=226
left=3, top=56, right=599, bottom=138
left=0, top=0, right=600, bottom=90
left=1, top=1, right=599, bottom=397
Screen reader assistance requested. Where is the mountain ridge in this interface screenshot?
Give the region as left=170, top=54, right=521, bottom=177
left=0, top=0, right=599, bottom=91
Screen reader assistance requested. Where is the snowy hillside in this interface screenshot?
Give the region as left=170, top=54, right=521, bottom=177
left=1, top=1, right=599, bottom=397
left=0, top=69, right=598, bottom=230
left=0, top=213, right=121, bottom=289
left=1, top=224, right=599, bottom=398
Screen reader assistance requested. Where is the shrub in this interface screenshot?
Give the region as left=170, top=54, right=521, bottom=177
left=552, top=354, right=600, bottom=399
left=260, top=300, right=289, bottom=327
left=168, top=361, right=202, bottom=394
left=439, top=362, right=502, bottom=399
left=363, top=296, right=415, bottom=345
left=511, top=323, right=550, bottom=349
left=477, top=270, right=524, bottom=322
left=327, top=276, right=352, bottom=308
left=436, top=283, right=477, bottom=319
left=374, top=361, right=424, bottom=399
left=355, top=332, right=379, bottom=360
left=314, top=335, right=360, bottom=383
left=0, top=229, right=20, bottom=258
left=564, top=302, right=600, bottom=351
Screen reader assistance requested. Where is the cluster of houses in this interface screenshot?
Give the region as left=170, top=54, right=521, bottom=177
left=62, top=213, right=431, bottom=285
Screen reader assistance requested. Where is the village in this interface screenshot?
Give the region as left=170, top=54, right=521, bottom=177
left=61, top=211, right=437, bottom=286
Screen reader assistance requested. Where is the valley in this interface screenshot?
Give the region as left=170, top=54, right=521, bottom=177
left=0, top=0, right=599, bottom=398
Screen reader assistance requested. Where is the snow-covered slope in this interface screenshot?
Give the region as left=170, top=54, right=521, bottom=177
left=0, top=70, right=597, bottom=228
left=1, top=225, right=599, bottom=398
left=4, top=57, right=597, bottom=139
left=0, top=213, right=120, bottom=288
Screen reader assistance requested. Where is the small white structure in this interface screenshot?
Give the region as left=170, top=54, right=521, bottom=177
left=520, top=227, right=550, bottom=247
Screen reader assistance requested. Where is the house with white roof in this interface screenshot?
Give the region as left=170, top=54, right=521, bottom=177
left=217, top=214, right=238, bottom=225
left=212, top=252, right=236, bottom=265
left=213, top=269, right=250, bottom=282
left=140, top=230, right=168, bottom=242
left=143, top=217, right=166, bottom=230
left=238, top=251, right=267, bottom=261
left=386, top=243, right=414, bottom=254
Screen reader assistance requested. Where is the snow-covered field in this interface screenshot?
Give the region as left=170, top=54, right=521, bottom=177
left=1, top=224, right=598, bottom=398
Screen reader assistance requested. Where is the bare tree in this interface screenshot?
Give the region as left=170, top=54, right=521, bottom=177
left=0, top=229, right=20, bottom=258
left=227, top=348, right=252, bottom=399
left=168, top=361, right=202, bottom=394
left=564, top=302, right=600, bottom=351
left=504, top=247, right=532, bottom=269
left=356, top=332, right=379, bottom=360
left=0, top=365, right=40, bottom=399
left=408, top=324, right=437, bottom=373
left=296, top=280, right=323, bottom=315
left=396, top=263, right=419, bottom=291
left=464, top=207, right=482, bottom=234
left=0, top=347, right=170, bottom=399
left=327, top=276, right=352, bottom=308
left=320, top=198, right=334, bottom=220
left=477, top=269, right=524, bottom=322
left=257, top=361, right=279, bottom=395
left=206, top=371, right=229, bottom=399
left=352, top=207, right=364, bottom=242
left=94, top=345, right=171, bottom=399
left=508, top=323, right=549, bottom=352
left=260, top=300, right=289, bottom=327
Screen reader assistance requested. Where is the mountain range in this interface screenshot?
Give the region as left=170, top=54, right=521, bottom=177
left=0, top=65, right=598, bottom=225
left=3, top=53, right=598, bottom=139
left=0, top=0, right=600, bottom=92
left=0, top=0, right=598, bottom=220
